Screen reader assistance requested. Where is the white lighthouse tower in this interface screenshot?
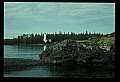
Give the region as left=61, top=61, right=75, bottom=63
left=43, top=33, right=52, bottom=43
left=43, top=33, right=47, bottom=43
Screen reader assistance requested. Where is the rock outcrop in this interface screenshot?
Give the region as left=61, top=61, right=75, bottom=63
left=40, top=37, right=115, bottom=66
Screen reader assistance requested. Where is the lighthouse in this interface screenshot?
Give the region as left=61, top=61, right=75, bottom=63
left=43, top=33, right=52, bottom=43
left=43, top=33, right=47, bottom=43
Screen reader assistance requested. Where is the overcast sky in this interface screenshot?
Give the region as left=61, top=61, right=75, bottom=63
left=4, top=2, right=115, bottom=39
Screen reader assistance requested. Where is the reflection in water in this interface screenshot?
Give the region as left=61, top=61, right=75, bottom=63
left=4, top=65, right=115, bottom=78
left=43, top=45, right=47, bottom=51
left=46, top=65, right=115, bottom=78
left=4, top=66, right=53, bottom=77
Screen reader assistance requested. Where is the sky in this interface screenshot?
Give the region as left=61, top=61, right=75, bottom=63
left=4, top=2, right=115, bottom=39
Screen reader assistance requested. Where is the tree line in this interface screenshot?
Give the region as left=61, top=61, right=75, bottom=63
left=4, top=31, right=104, bottom=45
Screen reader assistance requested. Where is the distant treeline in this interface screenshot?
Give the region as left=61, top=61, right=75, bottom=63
left=4, top=31, right=115, bottom=45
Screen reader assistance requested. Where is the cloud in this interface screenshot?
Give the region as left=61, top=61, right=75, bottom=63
left=4, top=2, right=115, bottom=24
left=4, top=2, right=44, bottom=21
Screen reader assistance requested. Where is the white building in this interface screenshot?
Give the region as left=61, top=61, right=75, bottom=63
left=43, top=33, right=47, bottom=43
left=43, top=33, right=52, bottom=43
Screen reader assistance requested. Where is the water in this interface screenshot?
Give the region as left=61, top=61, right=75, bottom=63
left=4, top=45, right=115, bottom=78
left=4, top=45, right=46, bottom=60
left=4, top=66, right=53, bottom=77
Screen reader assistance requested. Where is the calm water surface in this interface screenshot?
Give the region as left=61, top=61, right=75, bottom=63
left=4, top=45, right=46, bottom=60
left=4, top=45, right=115, bottom=78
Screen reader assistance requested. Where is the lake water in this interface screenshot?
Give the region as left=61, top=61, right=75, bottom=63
left=4, top=45, right=115, bottom=78
left=4, top=45, right=45, bottom=60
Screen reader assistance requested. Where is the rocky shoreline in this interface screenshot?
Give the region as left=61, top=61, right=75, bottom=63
left=40, top=37, right=115, bottom=67
left=4, top=58, right=46, bottom=72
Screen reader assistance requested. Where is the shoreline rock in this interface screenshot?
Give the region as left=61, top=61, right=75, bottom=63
left=40, top=38, right=115, bottom=67
left=4, top=58, right=46, bottom=72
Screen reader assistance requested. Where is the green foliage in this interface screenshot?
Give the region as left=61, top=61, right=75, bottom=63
left=4, top=31, right=114, bottom=45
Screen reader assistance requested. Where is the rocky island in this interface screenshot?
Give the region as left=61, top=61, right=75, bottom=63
left=40, top=35, right=115, bottom=67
